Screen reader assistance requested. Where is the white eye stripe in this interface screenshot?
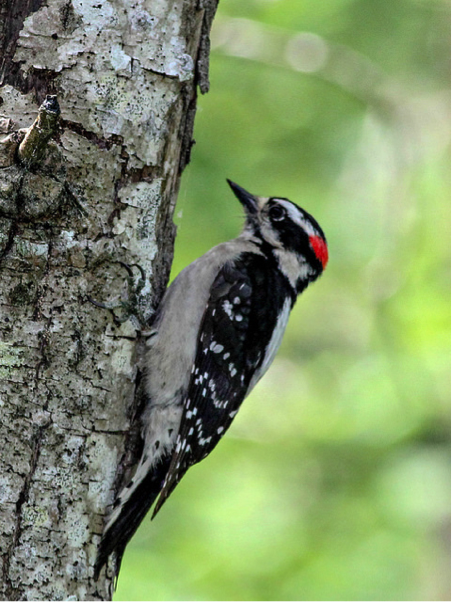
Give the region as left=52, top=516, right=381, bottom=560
left=273, top=199, right=317, bottom=237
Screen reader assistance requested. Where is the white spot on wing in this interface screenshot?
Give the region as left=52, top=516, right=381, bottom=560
left=199, top=436, right=212, bottom=446
left=211, top=342, right=224, bottom=353
left=229, top=363, right=237, bottom=377
left=223, top=300, right=234, bottom=318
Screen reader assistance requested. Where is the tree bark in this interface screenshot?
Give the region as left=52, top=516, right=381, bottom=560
left=0, top=0, right=218, bottom=599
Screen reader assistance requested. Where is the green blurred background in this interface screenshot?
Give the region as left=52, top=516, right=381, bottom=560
left=116, top=0, right=450, bottom=599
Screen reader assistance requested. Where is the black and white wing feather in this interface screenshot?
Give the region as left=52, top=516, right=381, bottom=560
left=152, top=252, right=295, bottom=516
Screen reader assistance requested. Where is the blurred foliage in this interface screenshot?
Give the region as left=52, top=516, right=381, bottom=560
left=115, top=0, right=450, bottom=600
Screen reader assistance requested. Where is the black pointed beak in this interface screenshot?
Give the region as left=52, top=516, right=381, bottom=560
left=227, top=179, right=258, bottom=215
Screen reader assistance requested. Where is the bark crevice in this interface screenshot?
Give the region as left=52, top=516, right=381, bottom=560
left=2, top=423, right=48, bottom=602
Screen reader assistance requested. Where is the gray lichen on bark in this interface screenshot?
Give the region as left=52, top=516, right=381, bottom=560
left=0, top=0, right=219, bottom=599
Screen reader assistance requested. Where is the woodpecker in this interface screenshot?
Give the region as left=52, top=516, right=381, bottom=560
left=95, top=180, right=328, bottom=577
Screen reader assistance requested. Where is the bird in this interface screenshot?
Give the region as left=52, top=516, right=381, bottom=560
left=94, top=179, right=328, bottom=578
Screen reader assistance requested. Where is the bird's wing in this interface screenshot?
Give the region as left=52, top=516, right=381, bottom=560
left=152, top=251, right=293, bottom=516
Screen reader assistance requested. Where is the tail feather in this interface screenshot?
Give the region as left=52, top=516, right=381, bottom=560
left=94, top=455, right=171, bottom=579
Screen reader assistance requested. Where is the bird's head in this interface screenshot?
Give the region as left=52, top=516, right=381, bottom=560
left=228, top=179, right=328, bottom=292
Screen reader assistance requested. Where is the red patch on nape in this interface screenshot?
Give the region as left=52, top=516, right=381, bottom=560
left=309, top=235, right=328, bottom=269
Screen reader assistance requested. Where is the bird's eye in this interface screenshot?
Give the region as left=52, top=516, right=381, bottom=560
left=268, top=205, right=286, bottom=221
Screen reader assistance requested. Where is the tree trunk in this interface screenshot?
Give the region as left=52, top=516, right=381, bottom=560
left=0, top=0, right=218, bottom=599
